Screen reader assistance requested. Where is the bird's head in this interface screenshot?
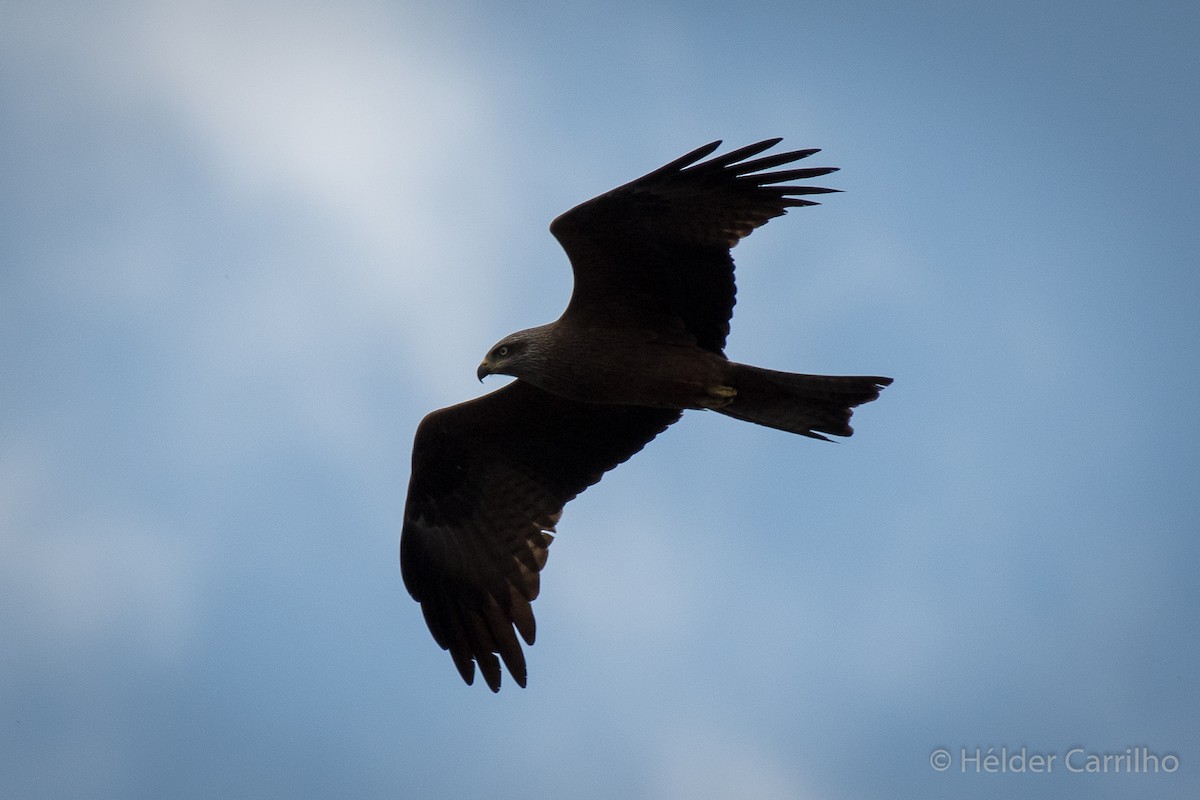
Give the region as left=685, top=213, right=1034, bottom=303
left=477, top=331, right=535, bottom=382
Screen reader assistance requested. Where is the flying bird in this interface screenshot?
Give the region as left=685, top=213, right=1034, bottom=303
left=400, top=139, right=892, bottom=691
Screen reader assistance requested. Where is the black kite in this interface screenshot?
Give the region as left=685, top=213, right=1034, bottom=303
left=400, top=140, right=891, bottom=691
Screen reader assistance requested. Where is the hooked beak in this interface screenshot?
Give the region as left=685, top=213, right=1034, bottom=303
left=476, top=361, right=491, bottom=382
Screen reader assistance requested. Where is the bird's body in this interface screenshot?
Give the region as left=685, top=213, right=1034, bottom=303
left=401, top=139, right=892, bottom=691
left=479, top=322, right=733, bottom=410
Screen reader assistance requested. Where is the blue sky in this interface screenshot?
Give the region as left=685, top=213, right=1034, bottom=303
left=3, top=1, right=1198, bottom=798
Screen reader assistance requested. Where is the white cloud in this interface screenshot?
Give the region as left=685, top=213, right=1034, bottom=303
left=549, top=481, right=718, bottom=653
left=131, top=0, right=521, bottom=365
left=0, top=442, right=205, bottom=666
left=650, top=722, right=817, bottom=800
left=13, top=0, right=530, bottom=390
left=134, top=0, right=491, bottom=246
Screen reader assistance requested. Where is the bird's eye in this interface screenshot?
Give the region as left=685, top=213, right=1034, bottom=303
left=496, top=346, right=509, bottom=357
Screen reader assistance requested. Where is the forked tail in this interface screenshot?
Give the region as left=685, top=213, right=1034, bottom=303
left=717, top=363, right=893, bottom=440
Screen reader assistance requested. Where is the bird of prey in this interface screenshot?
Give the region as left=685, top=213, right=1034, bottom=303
left=400, top=139, right=891, bottom=691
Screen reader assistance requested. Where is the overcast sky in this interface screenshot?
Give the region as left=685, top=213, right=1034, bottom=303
left=3, top=2, right=1198, bottom=799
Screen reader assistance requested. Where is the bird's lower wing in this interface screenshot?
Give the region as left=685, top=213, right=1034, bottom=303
left=400, top=380, right=680, bottom=691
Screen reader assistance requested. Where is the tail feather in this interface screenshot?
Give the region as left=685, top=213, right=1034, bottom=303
left=717, top=363, right=892, bottom=440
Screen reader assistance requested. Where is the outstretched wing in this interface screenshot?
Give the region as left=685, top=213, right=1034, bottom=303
left=550, top=139, right=838, bottom=353
left=400, top=380, right=680, bottom=691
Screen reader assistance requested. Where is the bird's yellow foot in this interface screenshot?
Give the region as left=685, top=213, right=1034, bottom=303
left=700, top=384, right=737, bottom=409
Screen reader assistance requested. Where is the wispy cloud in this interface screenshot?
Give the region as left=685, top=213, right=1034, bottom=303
left=0, top=441, right=204, bottom=666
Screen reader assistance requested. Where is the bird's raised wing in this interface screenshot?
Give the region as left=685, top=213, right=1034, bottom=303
left=550, top=139, right=837, bottom=353
left=400, top=380, right=680, bottom=691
